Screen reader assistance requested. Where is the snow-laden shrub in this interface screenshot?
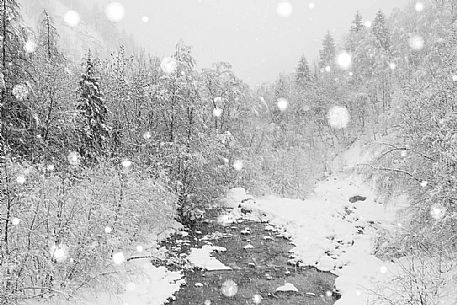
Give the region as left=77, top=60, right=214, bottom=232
left=0, top=159, right=177, bottom=303
left=234, top=147, right=324, bottom=199
left=372, top=252, right=457, bottom=305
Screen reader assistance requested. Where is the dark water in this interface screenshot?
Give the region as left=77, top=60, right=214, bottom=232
left=158, top=209, right=338, bottom=305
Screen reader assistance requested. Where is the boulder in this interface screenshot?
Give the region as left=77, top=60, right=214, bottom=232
left=348, top=195, right=367, bottom=203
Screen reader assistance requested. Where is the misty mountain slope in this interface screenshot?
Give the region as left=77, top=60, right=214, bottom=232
left=19, top=0, right=136, bottom=61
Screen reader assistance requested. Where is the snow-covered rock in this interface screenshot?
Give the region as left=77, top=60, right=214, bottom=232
left=240, top=228, right=251, bottom=235
left=239, top=198, right=257, bottom=211
left=276, top=283, right=298, bottom=293
left=187, top=245, right=231, bottom=271
left=265, top=225, right=274, bottom=231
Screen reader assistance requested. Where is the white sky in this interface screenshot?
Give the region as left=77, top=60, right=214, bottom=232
left=114, top=0, right=410, bottom=86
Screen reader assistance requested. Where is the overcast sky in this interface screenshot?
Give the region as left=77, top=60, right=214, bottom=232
left=116, top=0, right=409, bottom=86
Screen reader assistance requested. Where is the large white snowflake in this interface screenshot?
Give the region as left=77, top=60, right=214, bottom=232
left=105, top=2, right=125, bottom=22
left=327, top=106, right=350, bottom=129
left=160, top=57, right=177, bottom=75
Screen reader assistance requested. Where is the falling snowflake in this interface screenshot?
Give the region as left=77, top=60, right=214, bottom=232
left=430, top=204, right=446, bottom=220
left=47, top=164, right=55, bottom=171
left=325, top=65, right=331, bottom=72
left=105, top=226, right=112, bottom=234
left=325, top=290, right=333, bottom=297
left=50, top=244, right=68, bottom=263
left=409, top=35, right=424, bottom=51
left=105, top=2, right=125, bottom=22
left=68, top=151, right=80, bottom=166
left=143, top=131, right=152, bottom=140
left=142, top=16, right=149, bottom=23
left=336, top=51, right=352, bottom=70
left=348, top=72, right=353, bottom=76
left=400, top=150, right=407, bottom=157
left=136, top=245, right=144, bottom=253
left=277, top=98, right=288, bottom=111
left=420, top=181, right=428, bottom=188
left=16, top=175, right=26, bottom=184
left=122, top=159, right=132, bottom=168
left=308, top=2, right=315, bottom=9
left=327, top=106, right=350, bottom=129
left=12, top=84, right=29, bottom=101
left=233, top=160, right=244, bottom=171
left=221, top=280, right=238, bottom=297
left=112, top=251, right=125, bottom=264
left=380, top=266, right=388, bottom=274
left=389, top=62, right=396, bottom=70
left=414, top=2, right=424, bottom=12
left=364, top=20, right=372, bottom=28
left=160, top=57, right=177, bottom=75
left=64, top=10, right=81, bottom=27
left=204, top=300, right=211, bottom=305
left=252, top=294, right=262, bottom=304
left=11, top=218, right=21, bottom=226
left=276, top=1, right=293, bottom=18
left=24, top=40, right=37, bottom=53
left=452, top=75, right=457, bottom=82
left=213, top=108, right=223, bottom=117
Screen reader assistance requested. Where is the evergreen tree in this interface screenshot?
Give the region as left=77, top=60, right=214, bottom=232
left=351, top=11, right=365, bottom=32
left=318, top=32, right=336, bottom=69
left=372, top=10, right=390, bottom=51
left=75, top=51, right=110, bottom=161
left=296, top=55, right=312, bottom=84
left=0, top=0, right=33, bottom=156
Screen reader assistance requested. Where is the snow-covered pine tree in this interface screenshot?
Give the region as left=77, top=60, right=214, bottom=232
left=296, top=55, right=312, bottom=84
left=372, top=10, right=391, bottom=51
left=318, top=31, right=336, bottom=70
left=350, top=11, right=364, bottom=33
left=346, top=12, right=367, bottom=54
left=76, top=51, right=110, bottom=162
